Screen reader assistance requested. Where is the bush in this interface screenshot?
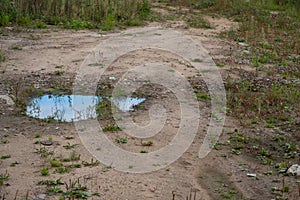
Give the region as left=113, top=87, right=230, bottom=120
left=0, top=0, right=151, bottom=29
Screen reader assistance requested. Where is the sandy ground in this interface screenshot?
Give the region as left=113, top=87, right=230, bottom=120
left=0, top=9, right=299, bottom=200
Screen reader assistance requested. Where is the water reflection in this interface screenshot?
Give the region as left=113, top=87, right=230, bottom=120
left=111, top=97, right=145, bottom=112
left=26, top=94, right=145, bottom=122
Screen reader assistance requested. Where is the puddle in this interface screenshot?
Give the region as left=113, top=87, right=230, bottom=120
left=111, top=97, right=145, bottom=112
left=26, top=94, right=145, bottom=122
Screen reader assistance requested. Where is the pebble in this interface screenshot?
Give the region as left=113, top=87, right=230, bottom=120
left=247, top=173, right=257, bottom=177
left=33, top=194, right=47, bottom=200
left=287, top=164, right=300, bottom=176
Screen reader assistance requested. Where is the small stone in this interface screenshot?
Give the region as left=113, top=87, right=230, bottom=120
left=287, top=164, right=300, bottom=176
left=247, top=173, right=257, bottom=177
left=242, top=50, right=250, bottom=54
left=0, top=95, right=14, bottom=106
left=40, top=140, right=53, bottom=146
left=33, top=194, right=47, bottom=200
left=238, top=42, right=248, bottom=47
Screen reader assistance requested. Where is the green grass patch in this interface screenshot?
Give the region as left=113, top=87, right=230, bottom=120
left=0, top=0, right=151, bottom=30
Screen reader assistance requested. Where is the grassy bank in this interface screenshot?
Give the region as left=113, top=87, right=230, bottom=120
left=0, top=0, right=151, bottom=30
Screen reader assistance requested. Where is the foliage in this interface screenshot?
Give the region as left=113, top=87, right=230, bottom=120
left=0, top=0, right=151, bottom=29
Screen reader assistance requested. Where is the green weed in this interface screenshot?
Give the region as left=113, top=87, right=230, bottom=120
left=0, top=171, right=9, bottom=185
left=0, top=0, right=151, bottom=29
left=38, top=178, right=64, bottom=186
left=40, top=167, right=50, bottom=176
left=142, top=141, right=153, bottom=146
left=54, top=167, right=70, bottom=174
left=103, top=125, right=121, bottom=132
left=0, top=49, right=5, bottom=62
left=50, top=158, right=62, bottom=167
left=82, top=159, right=100, bottom=167
left=63, top=143, right=79, bottom=150
left=0, top=154, right=11, bottom=159
left=115, top=137, right=128, bottom=144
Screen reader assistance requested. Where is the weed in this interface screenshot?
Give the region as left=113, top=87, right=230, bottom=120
left=96, top=101, right=113, bottom=120
left=0, top=14, right=10, bottom=26
left=0, top=0, right=151, bottom=29
left=35, top=21, right=47, bottom=29
left=0, top=171, right=9, bottom=185
left=216, top=62, right=225, bottom=67
left=186, top=15, right=212, bottom=29
left=140, top=150, right=148, bottom=153
left=35, top=147, right=54, bottom=158
left=50, top=158, right=62, bottom=167
left=38, top=178, right=64, bottom=186
left=63, top=143, right=79, bottom=150
left=191, top=58, right=203, bottom=63
left=62, top=184, right=89, bottom=199
left=46, top=186, right=63, bottom=195
left=54, top=167, right=70, bottom=174
left=275, top=161, right=290, bottom=173
left=62, top=158, right=71, bottom=162
left=55, top=71, right=64, bottom=76
left=10, top=161, right=20, bottom=167
left=115, top=137, right=128, bottom=144
left=35, top=133, right=42, bottom=138
left=102, top=164, right=112, bottom=172
left=70, top=151, right=80, bottom=161
left=142, top=141, right=154, bottom=146
left=64, top=136, right=74, bottom=140
left=103, top=125, right=121, bottom=132
left=11, top=45, right=22, bottom=50
left=40, top=167, right=50, bottom=176
left=0, top=49, right=5, bottom=62
left=82, top=159, right=100, bottom=167
left=67, top=164, right=81, bottom=168
left=1, top=139, right=9, bottom=144
left=195, top=93, right=210, bottom=100
left=0, top=154, right=11, bottom=159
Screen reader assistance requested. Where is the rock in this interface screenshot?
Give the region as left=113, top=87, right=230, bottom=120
left=33, top=194, right=47, bottom=200
left=247, top=173, right=257, bottom=177
left=242, top=50, right=250, bottom=54
left=0, top=95, right=14, bottom=106
left=40, top=140, right=53, bottom=146
left=287, top=164, right=300, bottom=176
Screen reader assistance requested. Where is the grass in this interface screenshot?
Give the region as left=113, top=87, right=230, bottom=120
left=0, top=171, right=9, bottom=186
left=115, top=137, right=128, bottom=144
left=50, top=158, right=62, bottom=167
left=11, top=45, right=22, bottom=50
left=195, top=93, right=210, bottom=100
left=0, top=0, right=151, bottom=30
left=0, top=154, right=11, bottom=159
left=102, top=125, right=121, bottom=132
left=70, top=151, right=81, bottom=161
left=54, top=167, right=70, bottom=174
left=161, top=0, right=299, bottom=78
left=0, top=49, right=5, bottom=62
left=38, top=178, right=64, bottom=186
left=140, top=150, right=148, bottom=153
left=226, top=79, right=299, bottom=128
left=1, top=139, right=9, bottom=144
left=63, top=143, right=79, bottom=150
left=82, top=159, right=100, bottom=167
left=10, top=161, right=20, bottom=167
left=35, top=147, right=54, bottom=158
left=40, top=167, right=50, bottom=176
left=142, top=141, right=154, bottom=146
